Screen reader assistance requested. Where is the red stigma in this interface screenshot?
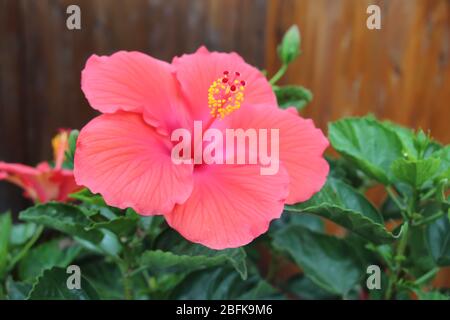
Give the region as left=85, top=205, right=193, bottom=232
left=240, top=80, right=246, bottom=86
left=235, top=71, right=240, bottom=76
left=230, top=85, right=236, bottom=92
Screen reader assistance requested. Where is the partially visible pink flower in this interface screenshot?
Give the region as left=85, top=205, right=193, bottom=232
left=0, top=130, right=80, bottom=203
left=75, top=47, right=329, bottom=249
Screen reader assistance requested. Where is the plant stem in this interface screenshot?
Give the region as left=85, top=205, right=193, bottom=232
left=414, top=267, right=439, bottom=286
left=118, top=241, right=135, bottom=300
left=118, top=262, right=133, bottom=300
left=420, top=188, right=436, bottom=201
left=385, top=221, right=409, bottom=299
left=386, top=186, right=408, bottom=219
left=269, top=64, right=288, bottom=85
left=123, top=275, right=133, bottom=300
left=412, top=211, right=445, bottom=227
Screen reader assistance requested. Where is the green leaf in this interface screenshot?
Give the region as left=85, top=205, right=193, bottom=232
left=19, top=202, right=103, bottom=243
left=284, top=275, right=338, bottom=300
left=6, top=278, right=32, bottom=300
left=153, top=230, right=247, bottom=279
left=75, top=229, right=122, bottom=258
left=426, top=216, right=450, bottom=266
left=327, top=156, right=365, bottom=188
left=86, top=215, right=138, bottom=237
left=405, top=226, right=436, bottom=277
left=274, top=85, right=312, bottom=110
left=329, top=117, right=404, bottom=184
left=81, top=261, right=124, bottom=300
left=140, top=248, right=246, bottom=279
left=434, top=146, right=450, bottom=180
left=382, top=121, right=418, bottom=158
left=278, top=25, right=301, bottom=64
left=391, top=157, right=441, bottom=188
left=69, top=188, right=107, bottom=207
left=9, top=223, right=37, bottom=246
left=18, top=239, right=82, bottom=281
left=272, top=225, right=363, bottom=296
left=270, top=211, right=324, bottom=234
left=0, top=212, right=12, bottom=275
left=138, top=215, right=164, bottom=234
left=170, top=267, right=281, bottom=300
left=28, top=267, right=99, bottom=300
left=285, top=178, right=396, bottom=244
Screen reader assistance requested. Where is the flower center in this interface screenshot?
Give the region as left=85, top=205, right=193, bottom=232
left=208, top=70, right=246, bottom=119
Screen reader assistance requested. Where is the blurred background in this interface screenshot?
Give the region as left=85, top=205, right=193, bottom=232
left=1, top=0, right=449, bottom=212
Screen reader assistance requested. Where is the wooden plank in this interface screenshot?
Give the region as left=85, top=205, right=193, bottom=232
left=266, top=0, right=450, bottom=143
left=0, top=0, right=268, bottom=211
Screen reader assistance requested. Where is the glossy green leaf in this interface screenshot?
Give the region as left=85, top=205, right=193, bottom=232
left=270, top=211, right=324, bottom=234
left=140, top=248, right=246, bottom=279
left=9, top=223, right=37, bottom=246
left=138, top=215, right=165, bottom=235
left=19, top=202, right=103, bottom=243
left=284, top=275, right=338, bottom=300
left=285, top=178, right=396, bottom=244
left=329, top=117, right=404, bottom=184
left=382, top=121, right=418, bottom=158
left=405, top=226, right=436, bottom=277
left=434, top=146, right=450, bottom=180
left=170, top=267, right=281, bottom=300
left=274, top=85, right=312, bottom=110
left=327, top=157, right=365, bottom=188
left=69, top=188, right=107, bottom=207
left=86, top=215, right=138, bottom=237
left=6, top=278, right=32, bottom=300
left=272, top=225, right=363, bottom=296
left=81, top=261, right=124, bottom=300
left=391, top=157, right=441, bottom=188
left=152, top=230, right=247, bottom=279
left=278, top=25, right=301, bottom=64
left=427, top=216, right=450, bottom=266
left=75, top=229, right=122, bottom=258
left=28, top=267, right=99, bottom=300
left=18, top=239, right=82, bottom=281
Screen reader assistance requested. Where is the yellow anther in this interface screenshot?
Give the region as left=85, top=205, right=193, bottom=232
left=207, top=72, right=246, bottom=119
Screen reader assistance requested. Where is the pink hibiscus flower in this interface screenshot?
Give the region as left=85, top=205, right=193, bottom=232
left=75, top=47, right=329, bottom=249
left=0, top=130, right=80, bottom=203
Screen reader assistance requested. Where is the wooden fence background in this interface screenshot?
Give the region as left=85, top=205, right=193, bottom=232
left=1, top=0, right=449, bottom=212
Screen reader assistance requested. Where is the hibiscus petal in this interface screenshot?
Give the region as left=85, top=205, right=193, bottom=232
left=165, top=164, right=289, bottom=249
left=172, top=47, right=277, bottom=124
left=81, top=51, right=189, bottom=135
left=74, top=112, right=194, bottom=215
left=50, top=170, right=81, bottom=202
left=227, top=105, right=329, bottom=204
left=0, top=162, right=41, bottom=176
left=0, top=162, right=51, bottom=202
